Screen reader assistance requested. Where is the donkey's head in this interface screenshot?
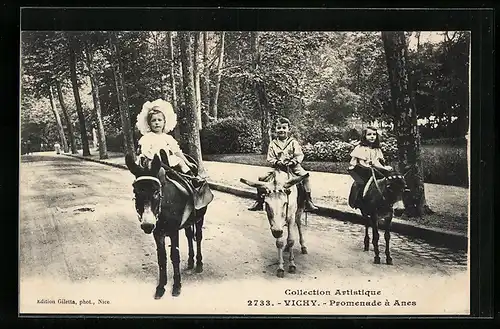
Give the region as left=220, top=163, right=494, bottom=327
left=241, top=170, right=308, bottom=239
left=379, top=167, right=409, bottom=204
left=125, top=154, right=162, bottom=234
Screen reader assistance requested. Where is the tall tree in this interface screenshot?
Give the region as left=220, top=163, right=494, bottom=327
left=48, top=85, right=69, bottom=153
left=67, top=33, right=91, bottom=156
left=167, top=32, right=178, bottom=110
left=201, top=31, right=211, bottom=125
left=108, top=31, right=135, bottom=158
left=210, top=31, right=225, bottom=120
left=250, top=32, right=272, bottom=154
left=381, top=31, right=432, bottom=217
left=83, top=37, right=108, bottom=159
left=178, top=31, right=206, bottom=176
left=167, top=32, right=181, bottom=141
left=193, top=32, right=203, bottom=130
left=55, top=80, right=78, bottom=154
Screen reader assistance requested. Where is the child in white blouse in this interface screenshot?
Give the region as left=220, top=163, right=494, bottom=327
left=348, top=127, right=393, bottom=209
left=135, top=99, right=203, bottom=185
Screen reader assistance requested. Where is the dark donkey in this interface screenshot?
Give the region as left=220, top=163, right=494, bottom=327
left=125, top=150, right=213, bottom=298
left=356, top=166, right=410, bottom=265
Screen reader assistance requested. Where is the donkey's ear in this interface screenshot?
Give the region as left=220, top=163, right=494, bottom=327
left=284, top=173, right=309, bottom=189
left=125, top=154, right=140, bottom=177
left=159, top=149, right=170, bottom=167
left=151, top=154, right=161, bottom=175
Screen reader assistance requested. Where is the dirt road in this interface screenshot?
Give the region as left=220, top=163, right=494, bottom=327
left=19, top=153, right=469, bottom=315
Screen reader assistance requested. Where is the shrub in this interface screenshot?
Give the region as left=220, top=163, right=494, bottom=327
left=105, top=133, right=124, bottom=152
left=303, top=136, right=399, bottom=162
left=200, top=117, right=261, bottom=154
left=342, top=128, right=361, bottom=142
left=302, top=127, right=343, bottom=144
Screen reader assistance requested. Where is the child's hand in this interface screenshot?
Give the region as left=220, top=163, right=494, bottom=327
left=274, top=160, right=287, bottom=170
left=385, top=165, right=393, bottom=171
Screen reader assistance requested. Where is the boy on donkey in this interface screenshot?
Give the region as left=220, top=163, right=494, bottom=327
left=248, top=117, right=318, bottom=212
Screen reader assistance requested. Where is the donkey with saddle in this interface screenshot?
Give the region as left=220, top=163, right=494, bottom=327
left=348, top=164, right=412, bottom=265
left=125, top=150, right=214, bottom=298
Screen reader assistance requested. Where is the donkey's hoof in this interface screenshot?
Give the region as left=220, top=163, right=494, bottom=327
left=364, top=246, right=369, bottom=252
left=284, top=246, right=290, bottom=252
left=195, top=263, right=204, bottom=273
left=172, top=285, right=182, bottom=297
left=187, top=260, right=195, bottom=270
left=386, top=258, right=393, bottom=265
left=154, top=287, right=166, bottom=299
left=277, top=269, right=285, bottom=278
left=374, top=257, right=381, bottom=264
left=288, top=265, right=296, bottom=274
left=301, top=247, right=308, bottom=254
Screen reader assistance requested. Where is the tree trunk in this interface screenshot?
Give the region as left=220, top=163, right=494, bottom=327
left=178, top=31, right=206, bottom=176
left=193, top=32, right=202, bottom=130
left=178, top=57, right=185, bottom=112
left=48, top=85, right=69, bottom=153
left=201, top=31, right=211, bottom=124
left=92, top=128, right=98, bottom=148
left=83, top=42, right=108, bottom=159
left=167, top=32, right=178, bottom=110
left=167, top=32, right=181, bottom=142
left=381, top=31, right=432, bottom=217
left=108, top=32, right=136, bottom=158
left=67, top=35, right=91, bottom=156
left=210, top=31, right=225, bottom=120
left=251, top=31, right=271, bottom=155
left=55, top=80, right=78, bottom=154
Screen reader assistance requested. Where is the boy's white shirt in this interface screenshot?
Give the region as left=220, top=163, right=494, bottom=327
left=267, top=136, right=304, bottom=164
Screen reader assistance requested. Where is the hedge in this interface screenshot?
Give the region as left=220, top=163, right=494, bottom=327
left=200, top=117, right=261, bottom=154
left=303, top=137, right=399, bottom=162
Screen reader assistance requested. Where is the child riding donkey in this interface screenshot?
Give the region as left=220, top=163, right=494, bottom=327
left=348, top=126, right=394, bottom=209
left=135, top=99, right=205, bottom=187
left=248, top=117, right=318, bottom=212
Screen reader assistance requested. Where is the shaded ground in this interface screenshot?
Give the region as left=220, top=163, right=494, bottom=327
left=63, top=149, right=469, bottom=235
left=19, top=154, right=468, bottom=315
left=203, top=154, right=469, bottom=234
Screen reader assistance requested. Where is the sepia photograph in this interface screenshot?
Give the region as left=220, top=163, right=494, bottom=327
left=19, top=26, right=471, bottom=315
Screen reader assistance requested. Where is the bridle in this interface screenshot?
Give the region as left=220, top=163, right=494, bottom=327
left=369, top=166, right=412, bottom=202
left=132, top=175, right=163, bottom=217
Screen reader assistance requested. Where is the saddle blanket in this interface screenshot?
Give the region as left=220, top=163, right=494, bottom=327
left=164, top=170, right=214, bottom=229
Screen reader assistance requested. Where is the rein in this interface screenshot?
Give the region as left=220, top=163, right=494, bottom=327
left=370, top=167, right=386, bottom=201
left=369, top=166, right=410, bottom=204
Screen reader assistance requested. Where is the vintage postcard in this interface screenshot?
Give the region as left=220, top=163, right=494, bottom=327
left=19, top=16, right=471, bottom=316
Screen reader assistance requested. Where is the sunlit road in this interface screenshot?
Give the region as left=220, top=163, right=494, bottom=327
left=19, top=153, right=469, bottom=315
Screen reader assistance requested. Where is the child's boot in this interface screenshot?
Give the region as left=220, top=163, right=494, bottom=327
left=304, top=192, right=319, bottom=212
left=248, top=188, right=265, bottom=211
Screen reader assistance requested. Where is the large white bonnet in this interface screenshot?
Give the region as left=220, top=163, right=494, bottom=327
left=135, top=99, right=177, bottom=135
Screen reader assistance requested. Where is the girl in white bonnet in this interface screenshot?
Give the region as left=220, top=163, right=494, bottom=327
left=135, top=99, right=203, bottom=185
